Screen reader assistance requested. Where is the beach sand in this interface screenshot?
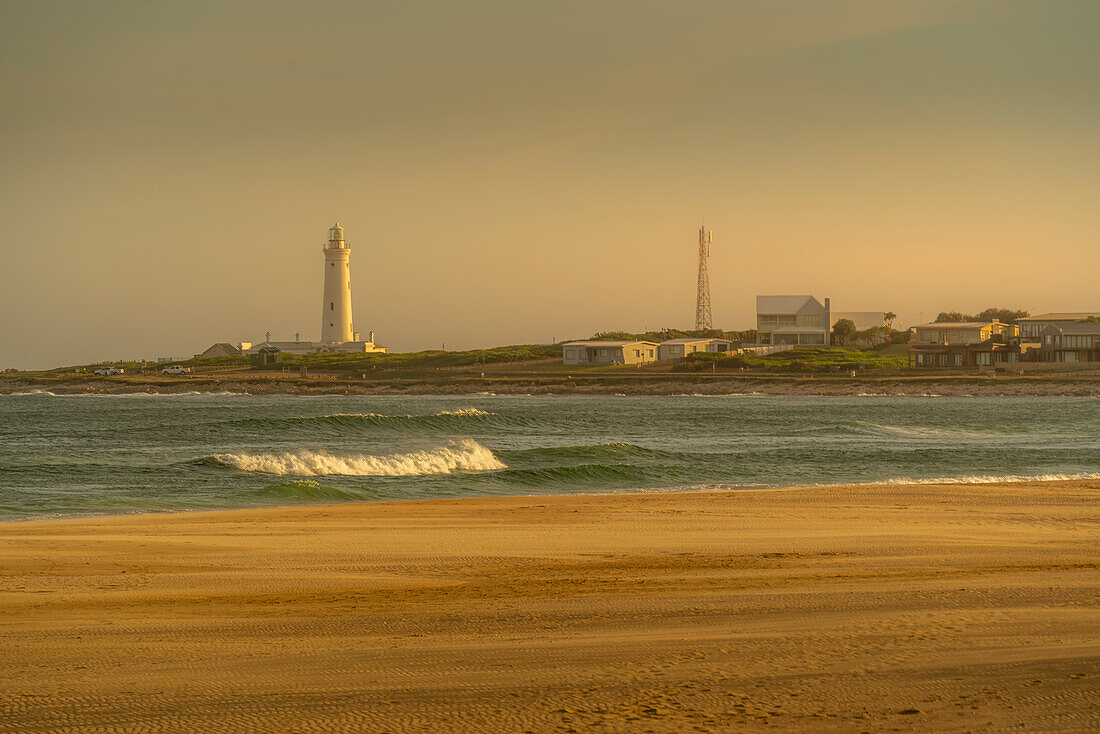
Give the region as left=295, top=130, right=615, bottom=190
left=1, top=481, right=1097, bottom=733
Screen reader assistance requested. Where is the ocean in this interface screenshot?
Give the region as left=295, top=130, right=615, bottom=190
left=1, top=391, right=1098, bottom=522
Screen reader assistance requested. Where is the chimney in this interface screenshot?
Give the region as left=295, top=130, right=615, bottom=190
left=824, top=297, right=832, bottom=346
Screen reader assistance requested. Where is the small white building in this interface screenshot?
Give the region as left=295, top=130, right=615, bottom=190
left=562, top=341, right=658, bottom=366
left=657, top=338, right=737, bottom=361
left=240, top=335, right=387, bottom=356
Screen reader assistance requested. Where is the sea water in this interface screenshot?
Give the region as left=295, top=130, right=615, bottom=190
left=1, top=392, right=1097, bottom=521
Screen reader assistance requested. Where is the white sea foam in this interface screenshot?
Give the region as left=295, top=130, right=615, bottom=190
left=881, top=472, right=1100, bottom=485
left=304, top=408, right=492, bottom=420
left=3, top=390, right=250, bottom=398
left=852, top=420, right=989, bottom=438
left=214, top=439, right=506, bottom=477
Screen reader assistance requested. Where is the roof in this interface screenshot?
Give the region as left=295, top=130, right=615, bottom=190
left=562, top=341, right=658, bottom=347
left=756, top=295, right=821, bottom=314
left=1017, top=312, right=1100, bottom=322
left=659, top=338, right=714, bottom=345
left=913, top=322, right=995, bottom=329
left=1044, top=322, right=1100, bottom=335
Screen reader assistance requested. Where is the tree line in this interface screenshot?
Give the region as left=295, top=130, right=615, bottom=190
left=934, top=307, right=1029, bottom=324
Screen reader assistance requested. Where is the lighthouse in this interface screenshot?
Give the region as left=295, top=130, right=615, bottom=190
left=321, top=222, right=355, bottom=344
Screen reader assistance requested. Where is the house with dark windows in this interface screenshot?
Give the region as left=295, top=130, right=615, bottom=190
left=1038, top=322, right=1100, bottom=363
left=909, top=320, right=1020, bottom=368
left=1016, top=312, right=1100, bottom=340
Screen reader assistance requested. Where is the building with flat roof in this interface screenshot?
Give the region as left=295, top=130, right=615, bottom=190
left=657, top=338, right=737, bottom=361
left=562, top=341, right=658, bottom=366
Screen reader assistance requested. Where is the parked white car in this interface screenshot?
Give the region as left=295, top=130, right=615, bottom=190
left=93, top=367, right=124, bottom=376
left=161, top=365, right=191, bottom=375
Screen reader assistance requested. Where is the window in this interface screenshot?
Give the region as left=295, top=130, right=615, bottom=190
left=803, top=314, right=822, bottom=327
left=1063, top=335, right=1092, bottom=349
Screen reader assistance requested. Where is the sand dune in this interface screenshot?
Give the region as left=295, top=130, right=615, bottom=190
left=1, top=481, right=1098, bottom=732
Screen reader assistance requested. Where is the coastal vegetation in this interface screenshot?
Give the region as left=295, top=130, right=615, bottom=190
left=589, top=328, right=758, bottom=343
left=934, top=307, right=1030, bottom=324
left=671, top=347, right=910, bottom=373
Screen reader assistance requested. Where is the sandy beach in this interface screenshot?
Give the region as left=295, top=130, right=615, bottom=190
left=1, top=481, right=1097, bottom=733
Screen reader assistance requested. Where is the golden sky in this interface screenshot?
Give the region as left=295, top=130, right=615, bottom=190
left=2, top=1, right=1098, bottom=367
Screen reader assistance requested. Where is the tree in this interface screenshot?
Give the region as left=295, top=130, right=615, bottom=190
left=831, top=319, right=858, bottom=346
left=935, top=308, right=1029, bottom=324
left=972, top=307, right=1029, bottom=325
left=884, top=311, right=897, bottom=328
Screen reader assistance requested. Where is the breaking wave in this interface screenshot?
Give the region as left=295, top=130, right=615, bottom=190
left=210, top=439, right=506, bottom=477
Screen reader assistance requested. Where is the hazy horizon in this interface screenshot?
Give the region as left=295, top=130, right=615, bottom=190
left=2, top=0, right=1098, bottom=369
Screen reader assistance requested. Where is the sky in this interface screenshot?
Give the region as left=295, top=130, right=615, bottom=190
left=1, top=0, right=1098, bottom=369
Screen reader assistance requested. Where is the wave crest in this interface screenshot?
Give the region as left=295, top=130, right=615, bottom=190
left=211, top=439, right=506, bottom=477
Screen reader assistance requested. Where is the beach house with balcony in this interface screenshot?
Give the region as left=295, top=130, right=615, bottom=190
left=756, top=296, right=831, bottom=346
left=1016, top=312, right=1100, bottom=339
left=1038, top=322, right=1100, bottom=363
left=909, top=320, right=1020, bottom=368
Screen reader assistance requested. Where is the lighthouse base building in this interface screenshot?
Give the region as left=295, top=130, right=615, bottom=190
left=196, top=223, right=387, bottom=359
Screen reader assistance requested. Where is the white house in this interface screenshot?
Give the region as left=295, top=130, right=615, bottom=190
left=562, top=341, right=658, bottom=366
left=756, top=295, right=831, bottom=346
left=657, top=338, right=737, bottom=361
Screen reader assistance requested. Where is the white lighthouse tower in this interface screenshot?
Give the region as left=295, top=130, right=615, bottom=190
left=321, top=222, right=354, bottom=344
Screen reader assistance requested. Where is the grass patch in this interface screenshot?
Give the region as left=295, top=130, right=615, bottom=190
left=673, top=347, right=909, bottom=373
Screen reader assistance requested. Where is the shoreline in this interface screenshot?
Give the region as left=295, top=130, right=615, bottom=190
left=2, top=479, right=1098, bottom=732
left=4, top=373, right=1100, bottom=397
left=5, top=475, right=1100, bottom=527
